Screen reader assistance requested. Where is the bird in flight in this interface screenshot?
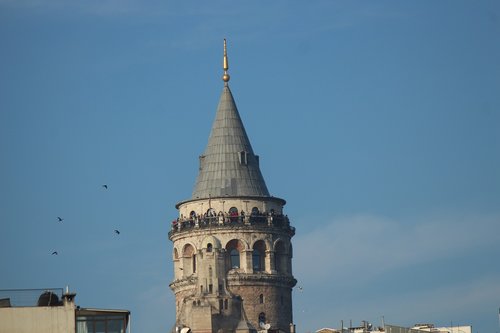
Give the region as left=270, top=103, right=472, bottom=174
left=57, top=217, right=63, bottom=222
left=114, top=229, right=120, bottom=235
left=102, top=184, right=108, bottom=189
left=51, top=251, right=58, bottom=255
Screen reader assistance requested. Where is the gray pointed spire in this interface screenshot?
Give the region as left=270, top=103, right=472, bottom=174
left=192, top=85, right=270, bottom=199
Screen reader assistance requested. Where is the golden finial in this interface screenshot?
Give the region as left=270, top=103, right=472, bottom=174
left=222, top=38, right=230, bottom=83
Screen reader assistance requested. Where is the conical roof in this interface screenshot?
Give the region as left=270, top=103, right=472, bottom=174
left=191, top=84, right=270, bottom=199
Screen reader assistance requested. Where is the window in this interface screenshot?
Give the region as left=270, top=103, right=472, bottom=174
left=207, top=243, right=213, bottom=252
left=230, top=249, right=240, bottom=268
left=275, top=241, right=286, bottom=274
left=253, top=240, right=266, bottom=272
left=209, top=284, right=213, bottom=293
left=182, top=244, right=196, bottom=275
left=252, top=250, right=262, bottom=271
left=258, top=312, right=266, bottom=324
left=76, top=314, right=128, bottom=333
left=226, top=239, right=243, bottom=271
left=259, top=294, right=264, bottom=304
left=173, top=248, right=179, bottom=260
left=239, top=151, right=248, bottom=165
left=228, top=207, right=238, bottom=222
left=199, top=155, right=205, bottom=171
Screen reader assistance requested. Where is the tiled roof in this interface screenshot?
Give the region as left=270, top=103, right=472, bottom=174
left=191, top=85, right=270, bottom=199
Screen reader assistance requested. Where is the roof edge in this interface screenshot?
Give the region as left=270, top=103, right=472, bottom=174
left=176, top=195, right=286, bottom=209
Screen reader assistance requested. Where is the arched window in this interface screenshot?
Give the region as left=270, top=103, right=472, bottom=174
left=173, top=248, right=179, bottom=260
left=252, top=240, right=266, bottom=272
left=252, top=250, right=261, bottom=271
left=207, top=243, right=213, bottom=252
left=182, top=244, right=196, bottom=275
left=226, top=239, right=244, bottom=271
left=230, top=249, right=240, bottom=268
left=258, top=312, right=266, bottom=324
left=274, top=241, right=286, bottom=274
left=229, top=207, right=238, bottom=222
left=259, top=294, right=264, bottom=304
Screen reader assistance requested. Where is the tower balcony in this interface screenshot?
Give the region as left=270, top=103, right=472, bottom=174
left=168, top=213, right=295, bottom=238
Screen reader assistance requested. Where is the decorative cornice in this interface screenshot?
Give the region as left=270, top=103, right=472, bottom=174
left=226, top=272, right=297, bottom=288
left=169, top=276, right=198, bottom=292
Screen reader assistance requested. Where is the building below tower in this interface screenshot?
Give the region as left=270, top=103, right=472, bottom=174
left=0, top=287, right=130, bottom=333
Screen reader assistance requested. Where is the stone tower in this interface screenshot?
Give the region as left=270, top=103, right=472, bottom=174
left=169, top=40, right=296, bottom=333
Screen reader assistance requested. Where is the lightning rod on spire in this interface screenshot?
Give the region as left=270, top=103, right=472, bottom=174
left=223, top=38, right=230, bottom=83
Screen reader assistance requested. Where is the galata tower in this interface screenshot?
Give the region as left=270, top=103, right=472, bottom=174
left=169, top=40, right=297, bottom=333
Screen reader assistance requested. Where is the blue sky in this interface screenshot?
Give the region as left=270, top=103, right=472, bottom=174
left=1, top=1, right=499, bottom=333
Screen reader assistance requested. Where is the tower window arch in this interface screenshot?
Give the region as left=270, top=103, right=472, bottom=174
left=252, top=240, right=266, bottom=272
left=226, top=239, right=244, bottom=270
left=275, top=241, right=286, bottom=274
left=228, top=207, right=238, bottom=222
left=173, top=248, right=179, bottom=260
left=259, top=294, right=264, bottom=304
left=207, top=243, right=213, bottom=252
left=258, top=312, right=266, bottom=324
left=182, top=244, right=196, bottom=275
left=230, top=249, right=240, bottom=268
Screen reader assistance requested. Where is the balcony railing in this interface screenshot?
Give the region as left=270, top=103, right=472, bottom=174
left=0, top=288, right=64, bottom=307
left=169, top=213, right=295, bottom=236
